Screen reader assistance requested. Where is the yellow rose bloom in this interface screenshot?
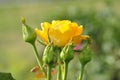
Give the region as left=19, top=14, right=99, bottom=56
left=35, top=20, right=89, bottom=47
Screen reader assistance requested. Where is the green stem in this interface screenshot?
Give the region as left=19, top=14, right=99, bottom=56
left=78, top=64, right=85, bottom=80
left=47, top=65, right=52, bottom=80
left=63, top=61, right=68, bottom=80
left=32, top=43, right=47, bottom=77
left=57, top=60, right=62, bottom=80
left=56, top=47, right=62, bottom=80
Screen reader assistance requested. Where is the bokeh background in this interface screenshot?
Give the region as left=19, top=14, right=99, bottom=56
left=0, top=0, right=120, bottom=80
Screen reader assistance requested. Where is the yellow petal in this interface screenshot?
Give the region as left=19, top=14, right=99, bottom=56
left=36, top=20, right=88, bottom=46
left=77, top=25, right=83, bottom=35
left=41, top=22, right=50, bottom=31
left=35, top=28, right=48, bottom=44
left=51, top=20, right=71, bottom=33
left=59, top=24, right=69, bottom=33
left=50, top=27, right=73, bottom=46
left=49, top=20, right=84, bottom=46
left=72, top=35, right=90, bottom=44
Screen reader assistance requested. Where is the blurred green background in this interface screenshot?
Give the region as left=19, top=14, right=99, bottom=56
left=0, top=0, right=120, bottom=80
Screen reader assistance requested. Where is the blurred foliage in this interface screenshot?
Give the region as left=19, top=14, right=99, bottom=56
left=0, top=0, right=120, bottom=80
left=0, top=72, right=15, bottom=80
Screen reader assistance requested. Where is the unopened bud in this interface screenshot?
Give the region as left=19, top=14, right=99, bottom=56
left=60, top=43, right=74, bottom=62
left=21, top=17, right=36, bottom=44
left=43, top=43, right=57, bottom=66
left=79, top=45, right=92, bottom=66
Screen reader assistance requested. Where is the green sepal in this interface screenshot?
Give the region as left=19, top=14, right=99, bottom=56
left=60, top=43, right=74, bottom=62
left=79, top=45, right=92, bottom=66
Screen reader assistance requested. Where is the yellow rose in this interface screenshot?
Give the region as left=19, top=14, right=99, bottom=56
left=35, top=20, right=89, bottom=47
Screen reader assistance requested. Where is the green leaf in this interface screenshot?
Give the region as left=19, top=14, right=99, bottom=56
left=0, top=72, right=15, bottom=80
